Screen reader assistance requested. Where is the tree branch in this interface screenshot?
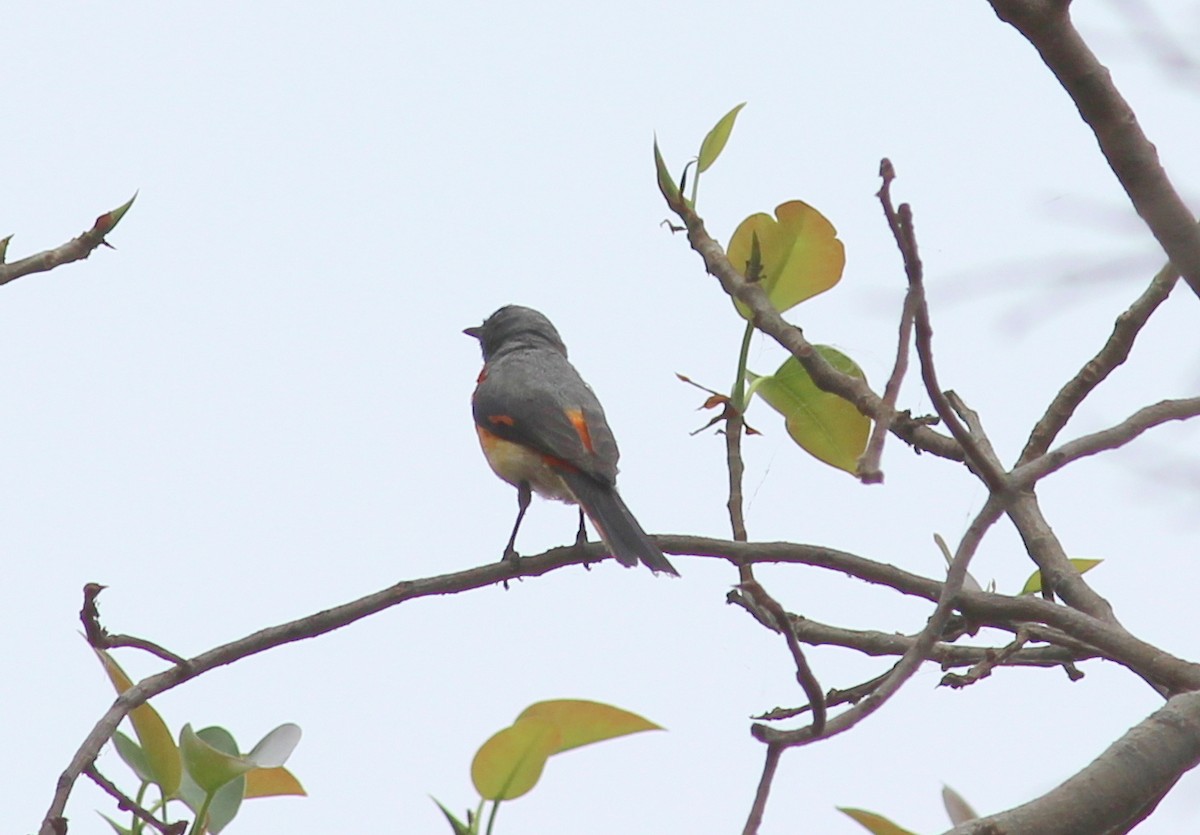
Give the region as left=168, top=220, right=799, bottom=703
left=987, top=1, right=1200, bottom=300
left=751, top=497, right=1006, bottom=748
left=877, top=162, right=1009, bottom=490
left=1019, top=265, right=1179, bottom=464
left=657, top=180, right=964, bottom=463
left=42, top=533, right=1200, bottom=832
left=951, top=691, right=1200, bottom=834
left=0, top=195, right=137, bottom=287
left=1015, top=397, right=1200, bottom=486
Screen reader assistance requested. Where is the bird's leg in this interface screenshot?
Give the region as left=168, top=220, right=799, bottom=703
left=573, top=508, right=589, bottom=548
left=502, top=482, right=532, bottom=563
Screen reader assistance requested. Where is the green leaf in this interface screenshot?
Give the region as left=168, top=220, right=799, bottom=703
left=177, top=727, right=248, bottom=834
left=112, top=731, right=152, bottom=784
left=433, top=798, right=477, bottom=835
left=244, top=766, right=306, bottom=798
left=697, top=102, right=746, bottom=173
left=653, top=137, right=680, bottom=205
left=203, top=775, right=246, bottom=834
left=471, top=717, right=560, bottom=801
left=751, top=348, right=871, bottom=473
left=98, top=813, right=135, bottom=835
left=727, top=201, right=845, bottom=317
left=838, top=807, right=919, bottom=835
left=1020, top=559, right=1103, bottom=595
left=181, top=724, right=253, bottom=795
left=94, top=649, right=182, bottom=795
left=177, top=763, right=246, bottom=834
left=515, top=699, right=663, bottom=754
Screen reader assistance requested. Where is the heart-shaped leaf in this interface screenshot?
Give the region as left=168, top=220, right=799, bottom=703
left=750, top=347, right=870, bottom=473
left=471, top=717, right=561, bottom=801
left=728, top=201, right=845, bottom=317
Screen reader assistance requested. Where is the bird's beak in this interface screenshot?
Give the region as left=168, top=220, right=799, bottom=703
left=463, top=326, right=482, bottom=339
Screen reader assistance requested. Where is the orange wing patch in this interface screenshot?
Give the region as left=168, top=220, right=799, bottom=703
left=565, top=408, right=595, bottom=454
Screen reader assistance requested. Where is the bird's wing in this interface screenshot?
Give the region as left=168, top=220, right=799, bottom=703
left=473, top=352, right=620, bottom=484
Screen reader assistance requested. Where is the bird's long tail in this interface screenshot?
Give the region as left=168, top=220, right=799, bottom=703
left=561, top=471, right=679, bottom=576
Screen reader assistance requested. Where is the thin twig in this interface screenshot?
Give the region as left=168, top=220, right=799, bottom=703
left=752, top=497, right=1007, bottom=748
left=80, top=584, right=188, bottom=666
left=725, top=407, right=754, bottom=585
left=0, top=196, right=136, bottom=287
left=1014, top=397, right=1200, bottom=487
left=877, top=160, right=1009, bottom=491
left=84, top=764, right=185, bottom=835
left=739, top=580, right=826, bottom=735
left=1019, top=265, right=1179, bottom=463
left=860, top=168, right=918, bottom=482
left=727, top=592, right=1097, bottom=675
left=741, top=743, right=783, bottom=835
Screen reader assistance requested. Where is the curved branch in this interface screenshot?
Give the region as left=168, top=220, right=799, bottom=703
left=750, top=496, right=1006, bottom=748
left=1015, top=397, right=1200, bottom=485
left=987, top=1, right=1200, bottom=300
left=1019, top=265, right=1179, bottom=464
left=673, top=535, right=1200, bottom=693
left=952, top=691, right=1200, bottom=834
left=40, top=534, right=1200, bottom=833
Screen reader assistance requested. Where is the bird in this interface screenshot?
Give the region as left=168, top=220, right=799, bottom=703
left=466, top=305, right=678, bottom=576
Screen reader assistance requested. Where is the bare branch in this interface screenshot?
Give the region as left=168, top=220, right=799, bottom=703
left=951, top=691, right=1200, bottom=834
left=987, top=1, right=1200, bottom=300
left=683, top=534, right=1190, bottom=690
left=1015, top=397, right=1200, bottom=486
left=80, top=584, right=187, bottom=666
left=741, top=743, right=783, bottom=835
left=877, top=161, right=1009, bottom=490
left=752, top=496, right=1006, bottom=748
left=84, top=765, right=185, bottom=835
left=42, top=533, right=1200, bottom=832
left=1020, top=265, right=1179, bottom=464
left=859, top=161, right=919, bottom=482
left=739, top=580, right=826, bottom=735
left=0, top=195, right=137, bottom=287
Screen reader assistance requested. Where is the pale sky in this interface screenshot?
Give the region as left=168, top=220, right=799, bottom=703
left=5, top=2, right=1200, bottom=833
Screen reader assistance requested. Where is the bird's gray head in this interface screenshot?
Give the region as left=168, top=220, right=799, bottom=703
left=464, top=305, right=568, bottom=360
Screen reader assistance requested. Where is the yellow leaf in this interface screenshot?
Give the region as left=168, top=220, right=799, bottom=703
left=728, top=201, right=845, bottom=317
left=516, top=699, right=663, bottom=754
left=95, top=650, right=182, bottom=795
left=838, top=807, right=919, bottom=835
left=244, top=766, right=306, bottom=798
left=471, top=717, right=561, bottom=801
left=1020, top=559, right=1103, bottom=595
left=752, top=349, right=870, bottom=473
